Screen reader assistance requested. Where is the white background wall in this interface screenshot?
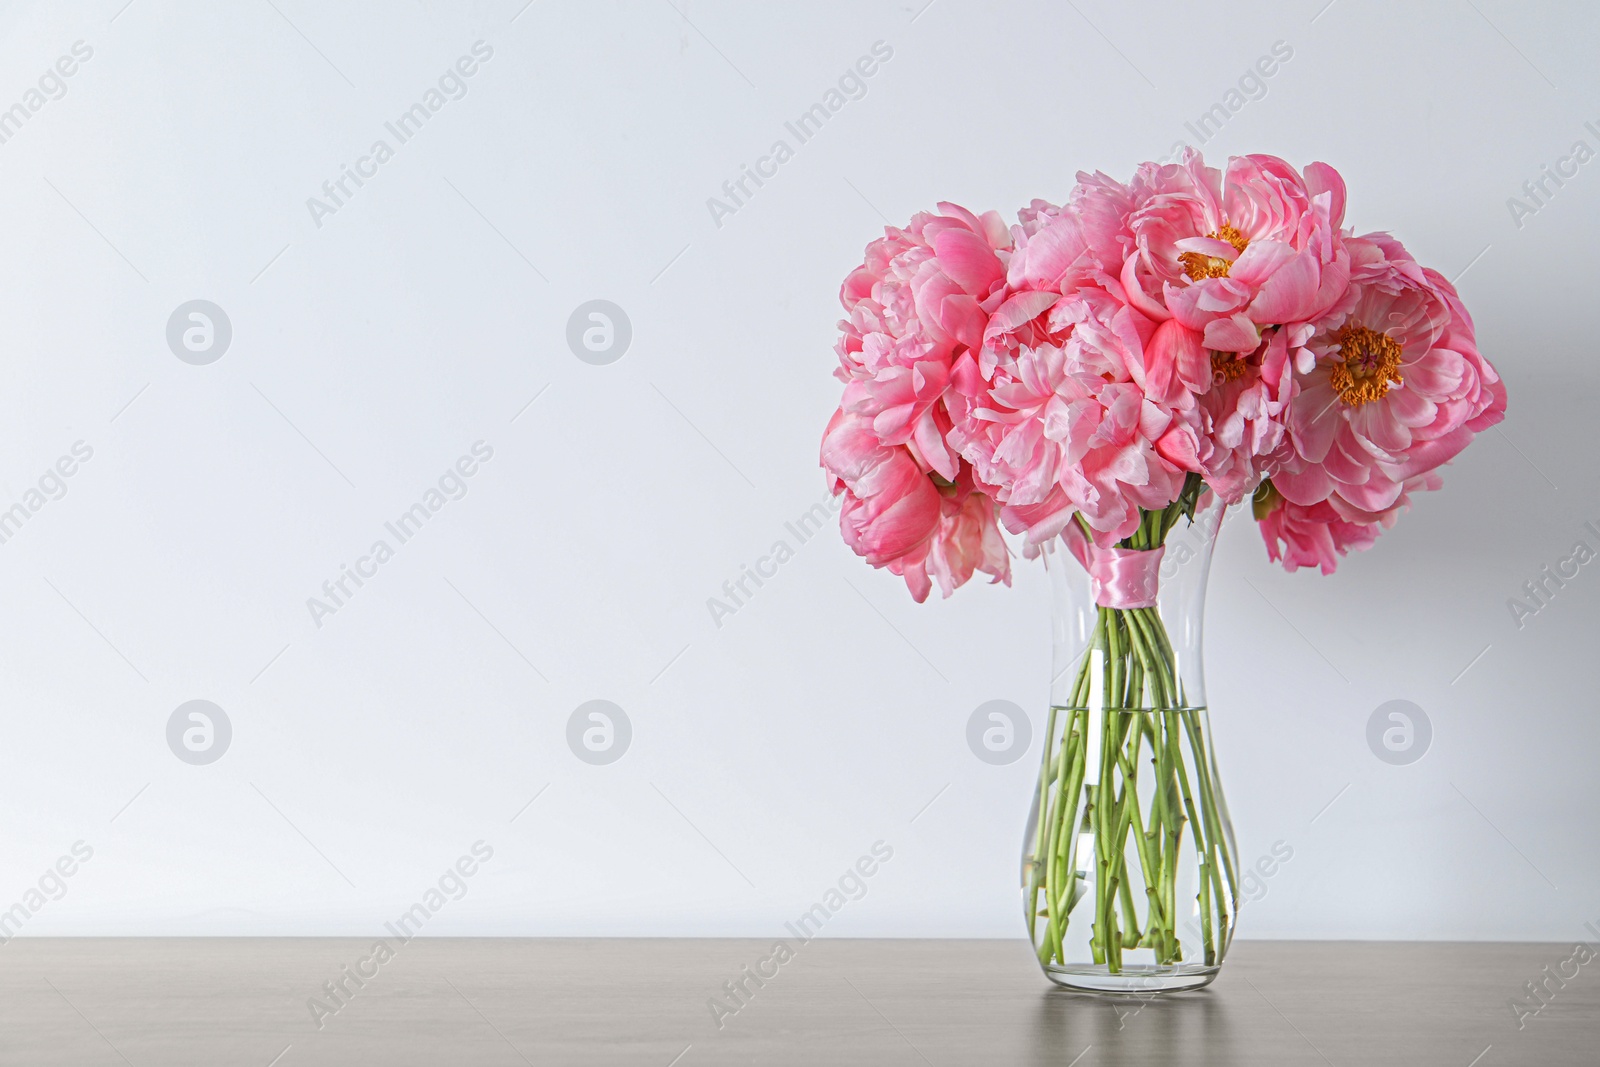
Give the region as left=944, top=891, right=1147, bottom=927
left=0, top=0, right=1593, bottom=942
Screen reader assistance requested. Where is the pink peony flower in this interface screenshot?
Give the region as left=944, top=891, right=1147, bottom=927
left=1255, top=473, right=1441, bottom=574
left=822, top=408, right=1010, bottom=602
left=833, top=202, right=1015, bottom=481
left=995, top=176, right=1136, bottom=319
left=962, top=152, right=1355, bottom=529
left=1273, top=236, right=1506, bottom=516
left=837, top=202, right=1013, bottom=379
left=1174, top=323, right=1304, bottom=504
left=954, top=287, right=1199, bottom=548
left=824, top=203, right=1016, bottom=600
left=824, top=408, right=940, bottom=567
left=824, top=157, right=1504, bottom=589
left=905, top=470, right=1013, bottom=601
left=1052, top=375, right=1195, bottom=544
left=1256, top=491, right=1382, bottom=575
left=1120, top=150, right=1350, bottom=356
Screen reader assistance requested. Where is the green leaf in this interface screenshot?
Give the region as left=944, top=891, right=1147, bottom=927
left=1176, top=472, right=1204, bottom=526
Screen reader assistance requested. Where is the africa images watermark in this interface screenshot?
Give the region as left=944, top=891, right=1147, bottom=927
left=0, top=440, right=95, bottom=547
left=1506, top=120, right=1600, bottom=230
left=306, top=41, right=495, bottom=229
left=1152, top=40, right=1294, bottom=167
left=0, top=40, right=93, bottom=148
left=705, top=490, right=842, bottom=628
left=706, top=40, right=894, bottom=229
left=0, top=841, right=95, bottom=943
left=306, top=840, right=495, bottom=1030
left=1508, top=920, right=1600, bottom=1030
left=306, top=441, right=495, bottom=628
left=1175, top=841, right=1292, bottom=955
left=1505, top=515, right=1600, bottom=630
left=705, top=840, right=894, bottom=1030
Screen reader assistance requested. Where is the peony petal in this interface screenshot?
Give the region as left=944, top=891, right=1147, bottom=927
left=1155, top=424, right=1201, bottom=470
left=1227, top=239, right=1296, bottom=287
left=984, top=291, right=1059, bottom=343
left=933, top=227, right=1005, bottom=297
left=1273, top=464, right=1335, bottom=506
left=1403, top=347, right=1466, bottom=398
left=1305, top=162, right=1348, bottom=231
left=1392, top=426, right=1474, bottom=478
left=937, top=293, right=987, bottom=350
left=1336, top=471, right=1403, bottom=513
left=1350, top=400, right=1411, bottom=453
left=1194, top=278, right=1252, bottom=314
left=1009, top=215, right=1082, bottom=289
left=1122, top=254, right=1172, bottom=321
left=1385, top=385, right=1438, bottom=429
left=1247, top=248, right=1322, bottom=324
left=1465, top=378, right=1507, bottom=431
left=1174, top=236, right=1243, bottom=260
left=913, top=415, right=958, bottom=481
left=1288, top=382, right=1341, bottom=463
left=1147, top=318, right=1206, bottom=402
left=1203, top=313, right=1260, bottom=353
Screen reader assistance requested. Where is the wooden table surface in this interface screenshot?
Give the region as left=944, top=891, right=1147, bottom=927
left=0, top=938, right=1591, bottom=1065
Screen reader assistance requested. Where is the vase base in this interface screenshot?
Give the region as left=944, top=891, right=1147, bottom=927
left=1040, top=962, right=1219, bottom=995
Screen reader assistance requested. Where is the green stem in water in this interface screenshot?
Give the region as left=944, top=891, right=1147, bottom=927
left=1030, top=478, right=1233, bottom=973
left=1027, top=703, right=1059, bottom=945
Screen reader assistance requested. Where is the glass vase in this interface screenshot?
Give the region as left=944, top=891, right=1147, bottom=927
left=1022, top=489, right=1238, bottom=993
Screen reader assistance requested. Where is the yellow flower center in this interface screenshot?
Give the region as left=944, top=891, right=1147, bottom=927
left=1211, top=351, right=1250, bottom=386
left=1178, top=223, right=1249, bottom=281
left=1329, top=325, right=1404, bottom=406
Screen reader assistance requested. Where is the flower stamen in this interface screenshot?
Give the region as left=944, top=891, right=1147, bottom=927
left=1329, top=325, right=1404, bottom=406
left=1211, top=351, right=1250, bottom=386
left=1178, top=223, right=1250, bottom=281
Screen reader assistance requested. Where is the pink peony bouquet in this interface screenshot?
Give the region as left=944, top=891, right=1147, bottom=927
left=822, top=149, right=1506, bottom=598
